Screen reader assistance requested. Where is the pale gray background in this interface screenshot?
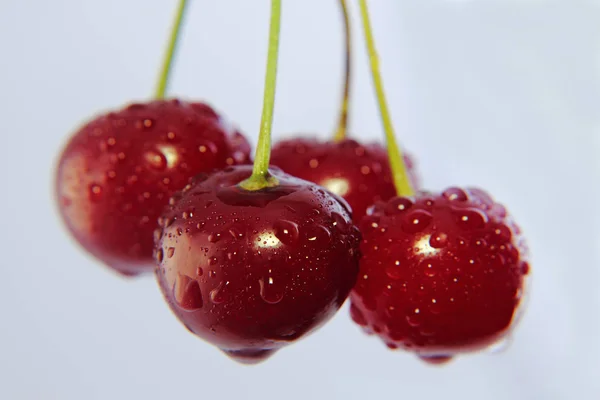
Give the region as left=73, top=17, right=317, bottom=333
left=1, top=0, right=599, bottom=399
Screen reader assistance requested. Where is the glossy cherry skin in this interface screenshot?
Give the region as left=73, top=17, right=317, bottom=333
left=154, top=165, right=361, bottom=364
left=270, top=137, right=419, bottom=222
left=55, top=99, right=251, bottom=276
left=349, top=187, right=529, bottom=362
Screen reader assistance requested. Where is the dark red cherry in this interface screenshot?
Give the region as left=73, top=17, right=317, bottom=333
left=55, top=99, right=251, bottom=276
left=349, top=187, right=529, bottom=362
left=270, top=137, right=419, bottom=222
left=154, top=165, right=360, bottom=364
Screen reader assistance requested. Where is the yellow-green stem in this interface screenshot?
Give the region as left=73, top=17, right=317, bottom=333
left=333, top=0, right=352, bottom=142
left=358, top=0, right=414, bottom=196
left=154, top=0, right=189, bottom=99
left=239, top=0, right=282, bottom=191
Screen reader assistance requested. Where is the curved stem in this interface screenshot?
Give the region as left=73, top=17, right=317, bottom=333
left=358, top=0, right=414, bottom=196
left=239, top=0, right=282, bottom=191
left=333, top=0, right=352, bottom=141
left=154, top=0, right=189, bottom=99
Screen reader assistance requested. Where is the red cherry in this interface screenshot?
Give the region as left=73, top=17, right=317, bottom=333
left=271, top=137, right=419, bottom=222
left=154, top=165, right=360, bottom=364
left=55, top=99, right=251, bottom=276
left=349, top=187, right=529, bottom=361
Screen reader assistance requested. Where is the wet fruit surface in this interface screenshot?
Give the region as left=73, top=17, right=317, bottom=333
left=271, top=138, right=419, bottom=222
left=349, top=187, right=529, bottom=361
left=55, top=99, right=251, bottom=276
left=154, top=165, right=361, bottom=363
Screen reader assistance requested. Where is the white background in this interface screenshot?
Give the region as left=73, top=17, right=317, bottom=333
left=1, top=0, right=599, bottom=399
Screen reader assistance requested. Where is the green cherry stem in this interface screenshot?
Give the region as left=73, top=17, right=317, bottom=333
left=154, top=0, right=189, bottom=99
left=358, top=0, right=414, bottom=196
left=333, top=0, right=352, bottom=141
left=239, top=0, right=282, bottom=191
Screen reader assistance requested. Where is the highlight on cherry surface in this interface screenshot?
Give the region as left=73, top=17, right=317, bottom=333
left=55, top=100, right=251, bottom=276
left=154, top=165, right=361, bottom=364
left=349, top=187, right=530, bottom=363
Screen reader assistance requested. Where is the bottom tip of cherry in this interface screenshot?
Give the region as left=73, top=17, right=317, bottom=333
left=222, top=348, right=278, bottom=365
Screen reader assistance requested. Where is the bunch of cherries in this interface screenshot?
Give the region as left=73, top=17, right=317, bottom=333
left=54, top=0, right=530, bottom=365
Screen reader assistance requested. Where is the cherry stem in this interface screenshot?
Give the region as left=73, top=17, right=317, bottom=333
left=358, top=0, right=414, bottom=196
left=154, top=0, right=189, bottom=99
left=333, top=0, right=352, bottom=142
left=239, top=0, right=282, bottom=191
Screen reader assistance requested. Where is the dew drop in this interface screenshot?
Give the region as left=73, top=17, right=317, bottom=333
left=385, top=260, right=404, bottom=280
left=429, top=232, right=449, bottom=248
left=196, top=267, right=204, bottom=276
left=406, top=309, right=422, bottom=327
left=174, top=274, right=203, bottom=311
left=88, top=184, right=102, bottom=201
left=209, top=257, right=218, bottom=266
left=274, top=220, right=300, bottom=245
left=222, top=348, right=276, bottom=365
left=402, top=210, right=433, bottom=233
left=144, top=150, right=167, bottom=170
left=384, top=198, right=413, bottom=216
left=210, top=281, right=227, bottom=304
left=419, top=355, right=453, bottom=365
left=228, top=226, right=245, bottom=239
left=167, top=247, right=175, bottom=258
left=442, top=187, right=468, bottom=202
left=454, top=208, right=488, bottom=231
left=259, top=276, right=284, bottom=304
left=155, top=248, right=164, bottom=263
left=422, top=260, right=438, bottom=277
left=305, top=224, right=331, bottom=244
left=349, top=303, right=367, bottom=326
left=208, top=233, right=221, bottom=243
left=331, top=212, right=349, bottom=231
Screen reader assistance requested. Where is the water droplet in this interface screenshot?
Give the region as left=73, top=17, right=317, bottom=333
left=453, top=208, right=488, bottom=231
left=174, top=274, right=203, bottom=311
left=406, top=309, right=422, bottom=327
left=144, top=150, right=167, bottom=170
left=196, top=267, right=204, bottom=276
left=210, top=281, right=227, bottom=304
left=208, top=233, right=221, bottom=243
left=421, top=259, right=438, bottom=277
left=155, top=249, right=164, bottom=263
left=419, top=355, right=453, bottom=365
left=208, top=270, right=217, bottom=278
left=350, top=303, right=367, bottom=326
left=402, top=210, right=433, bottom=233
left=209, top=257, right=218, bottom=266
left=259, top=276, right=284, bottom=304
left=385, top=197, right=413, bottom=215
left=274, top=220, right=300, bottom=245
left=385, top=260, right=404, bottom=280
left=490, top=223, right=512, bottom=244
left=429, top=232, right=449, bottom=248
left=106, top=170, right=116, bottom=179
left=228, top=226, right=245, bottom=239
left=167, top=247, right=175, bottom=258
left=222, top=348, right=276, bottom=365
left=305, top=224, right=331, bottom=244
left=198, top=141, right=218, bottom=154
left=331, top=212, right=349, bottom=231
left=88, top=184, right=102, bottom=201
left=309, top=158, right=319, bottom=168
left=443, top=187, right=468, bottom=202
